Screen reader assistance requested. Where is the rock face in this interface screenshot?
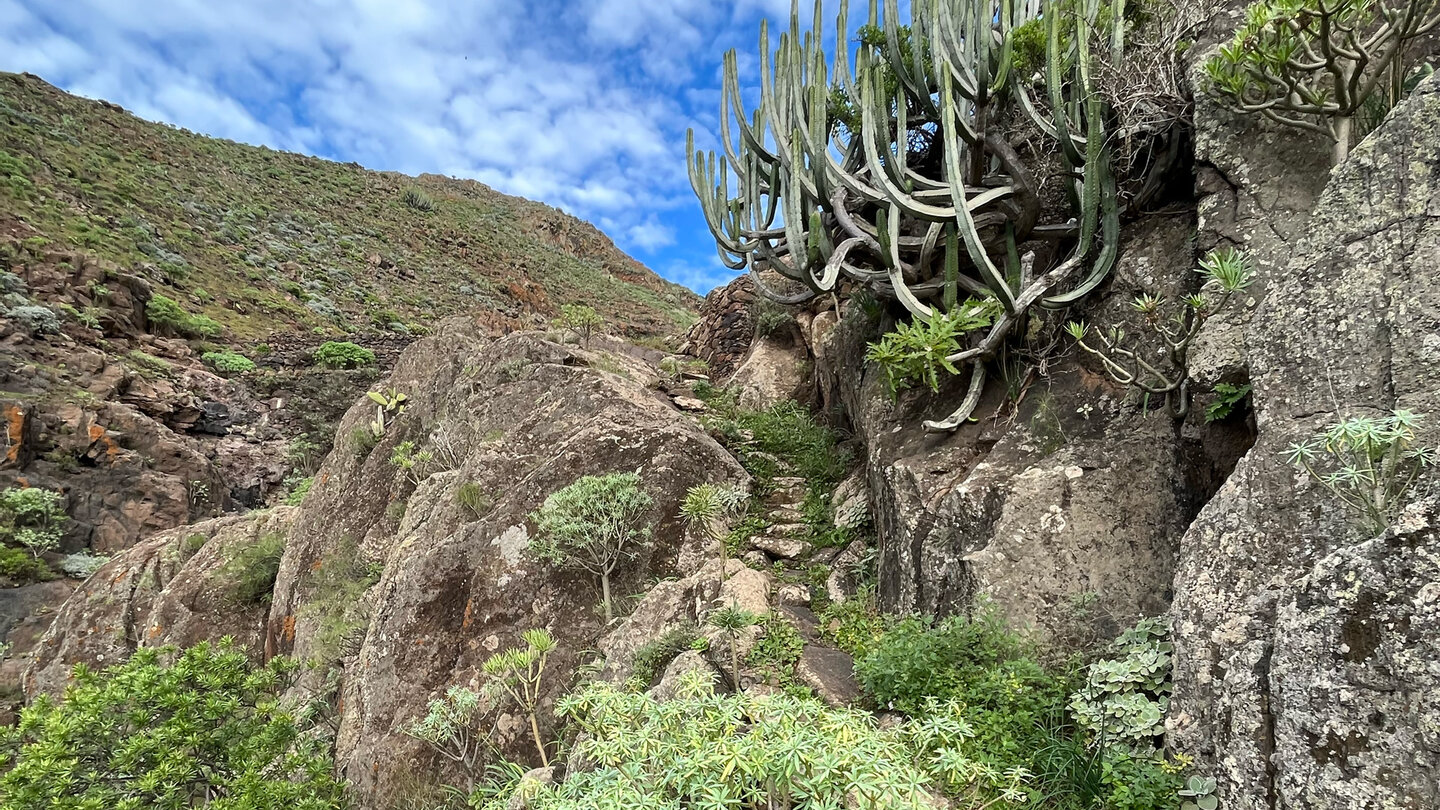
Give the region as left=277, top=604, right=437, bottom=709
left=22, top=509, right=289, bottom=695
left=680, top=275, right=756, bottom=380
left=252, top=322, right=746, bottom=806
left=1169, top=75, right=1440, bottom=808
left=815, top=214, right=1207, bottom=643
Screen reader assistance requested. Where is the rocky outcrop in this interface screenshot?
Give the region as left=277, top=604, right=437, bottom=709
left=246, top=322, right=746, bottom=806
left=22, top=509, right=289, bottom=695
left=680, top=275, right=756, bottom=379
left=1169, top=74, right=1440, bottom=808
left=815, top=214, right=1206, bottom=644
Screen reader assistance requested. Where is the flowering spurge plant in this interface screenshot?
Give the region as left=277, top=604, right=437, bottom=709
left=401, top=686, right=493, bottom=786
left=498, top=671, right=1030, bottom=810
left=1067, top=247, right=1252, bottom=418
left=1069, top=617, right=1173, bottom=756
left=1285, top=409, right=1435, bottom=536
left=481, top=629, right=557, bottom=768
left=1205, top=0, right=1440, bottom=164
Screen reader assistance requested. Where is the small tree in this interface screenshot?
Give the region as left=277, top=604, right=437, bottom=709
left=482, top=628, right=558, bottom=767
left=1205, top=0, right=1440, bottom=164
left=0, top=639, right=349, bottom=807
left=706, top=605, right=759, bottom=691
left=401, top=686, right=493, bottom=786
left=529, top=473, right=654, bottom=623
left=0, top=487, right=67, bottom=558
left=556, top=304, right=602, bottom=349
left=679, top=483, right=748, bottom=575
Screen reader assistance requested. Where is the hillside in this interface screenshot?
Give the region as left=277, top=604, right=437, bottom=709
left=0, top=72, right=696, bottom=342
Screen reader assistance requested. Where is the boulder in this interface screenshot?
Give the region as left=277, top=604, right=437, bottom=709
left=728, top=334, right=813, bottom=410
left=23, top=510, right=289, bottom=696
left=795, top=645, right=862, bottom=708
left=253, top=324, right=746, bottom=806
left=650, top=650, right=720, bottom=701
left=1169, top=74, right=1440, bottom=808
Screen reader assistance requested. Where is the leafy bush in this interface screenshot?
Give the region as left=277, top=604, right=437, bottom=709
left=865, top=300, right=1002, bottom=399
left=202, top=349, right=256, bottom=373
left=401, top=686, right=491, bottom=779
left=402, top=186, right=436, bottom=212
left=0, top=639, right=350, bottom=808
left=554, top=304, right=602, bottom=348
left=58, top=551, right=110, bottom=579
left=627, top=625, right=700, bottom=691
left=313, top=340, right=376, bottom=369
left=854, top=605, right=1039, bottom=716
left=145, top=294, right=221, bottom=338
left=456, top=482, right=492, bottom=517
left=4, top=305, right=60, bottom=336
left=746, top=613, right=805, bottom=687
left=529, top=473, right=655, bottom=623
left=1069, top=617, right=1173, bottom=756
left=510, top=674, right=1027, bottom=810
left=0, top=487, right=68, bottom=558
left=220, top=531, right=286, bottom=605
left=818, top=587, right=888, bottom=658
left=1285, top=409, right=1435, bottom=535
left=0, top=546, right=55, bottom=582
left=480, top=629, right=557, bottom=767
left=285, top=476, right=314, bottom=506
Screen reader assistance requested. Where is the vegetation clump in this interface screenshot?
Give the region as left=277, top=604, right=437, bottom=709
left=4, top=305, right=60, bottom=336
left=314, top=340, right=376, bottom=369
left=481, top=629, right=557, bottom=767
left=1284, top=409, right=1435, bottom=535
left=529, top=472, right=654, bottom=624
left=145, top=294, right=221, bottom=338
left=554, top=303, right=602, bottom=348
left=0, top=639, right=350, bottom=808
left=0, top=486, right=68, bottom=558
left=220, top=530, right=286, bottom=605
left=201, top=349, right=256, bottom=373
left=1205, top=0, right=1440, bottom=163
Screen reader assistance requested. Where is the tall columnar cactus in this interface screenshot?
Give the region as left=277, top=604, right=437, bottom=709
left=688, top=0, right=1130, bottom=431
left=1204, top=0, right=1440, bottom=164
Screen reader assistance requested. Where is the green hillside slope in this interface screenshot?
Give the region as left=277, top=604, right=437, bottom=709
left=0, top=72, right=696, bottom=342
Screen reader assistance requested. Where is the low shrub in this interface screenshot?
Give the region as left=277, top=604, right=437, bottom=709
left=145, top=295, right=221, bottom=338
left=314, top=340, right=376, bottom=369
left=456, top=481, right=492, bottom=517
left=626, top=625, right=699, bottom=691
left=402, top=187, right=436, bottom=212
left=285, top=476, right=314, bottom=506
left=220, top=531, right=286, bottom=605
left=5, top=305, right=60, bottom=336
left=0, top=640, right=351, bottom=808
left=201, top=350, right=256, bottom=373
left=0, top=486, right=68, bottom=557
left=746, top=613, right=805, bottom=687
left=0, top=546, right=55, bottom=582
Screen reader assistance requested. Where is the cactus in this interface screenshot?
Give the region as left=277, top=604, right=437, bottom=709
left=366, top=387, right=408, bottom=437
left=688, top=0, right=1134, bottom=431
left=1065, top=248, right=1252, bottom=418
left=1204, top=0, right=1440, bottom=164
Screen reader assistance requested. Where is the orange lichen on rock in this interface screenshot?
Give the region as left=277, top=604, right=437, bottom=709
left=461, top=596, right=476, bottom=630
left=282, top=614, right=297, bottom=642
left=3, top=405, right=24, bottom=463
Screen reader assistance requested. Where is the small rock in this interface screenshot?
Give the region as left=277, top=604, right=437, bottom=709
left=672, top=396, right=708, bottom=413
left=750, top=534, right=812, bottom=560
left=826, top=539, right=870, bottom=604
left=776, top=583, right=811, bottom=607
left=650, top=650, right=719, bottom=701
left=507, top=767, right=558, bottom=810
left=741, top=550, right=771, bottom=569
left=795, top=645, right=862, bottom=707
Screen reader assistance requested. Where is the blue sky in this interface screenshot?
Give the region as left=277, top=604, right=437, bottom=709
left=0, top=0, right=856, bottom=295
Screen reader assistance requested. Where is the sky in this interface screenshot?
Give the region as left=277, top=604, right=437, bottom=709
left=0, top=0, right=861, bottom=295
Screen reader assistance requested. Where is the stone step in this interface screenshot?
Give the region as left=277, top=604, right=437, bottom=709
left=749, top=533, right=812, bottom=560
left=765, top=507, right=807, bottom=524
left=763, top=522, right=810, bottom=538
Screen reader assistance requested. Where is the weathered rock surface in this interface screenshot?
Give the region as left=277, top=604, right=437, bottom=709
left=1169, top=74, right=1440, bottom=809
left=679, top=275, right=756, bottom=380
left=251, top=322, right=746, bottom=806
left=22, top=509, right=289, bottom=695
left=815, top=215, right=1204, bottom=642
left=728, top=332, right=814, bottom=411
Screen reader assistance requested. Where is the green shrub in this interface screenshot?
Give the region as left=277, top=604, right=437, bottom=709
left=1205, top=383, right=1253, bottom=423
left=864, top=300, right=1002, bottom=399
left=707, top=400, right=849, bottom=490
left=348, top=426, right=380, bottom=458
left=285, top=476, right=314, bottom=506
left=1069, top=617, right=1173, bottom=756
left=626, top=625, right=699, bottom=691
left=401, top=187, right=436, bottom=212
left=201, top=350, right=256, bottom=373
left=4, top=305, right=61, bottom=336
left=0, top=487, right=68, bottom=558
left=529, top=472, right=655, bottom=623
left=220, top=531, right=286, bottom=605
left=145, top=295, right=221, bottom=338
left=554, top=303, right=602, bottom=348
left=746, top=613, right=805, bottom=687
left=456, top=481, right=492, bottom=517
left=0, top=639, right=350, bottom=808
left=313, top=340, right=376, bottom=369
left=126, top=350, right=173, bottom=377
left=818, top=587, right=887, bottom=658
left=1285, top=409, right=1435, bottom=535
left=753, top=297, right=796, bottom=337
left=0, top=546, right=55, bottom=582
left=517, top=675, right=1029, bottom=809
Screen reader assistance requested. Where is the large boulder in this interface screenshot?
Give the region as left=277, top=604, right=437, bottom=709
left=22, top=509, right=289, bottom=695
left=1169, top=75, right=1440, bottom=808
left=820, top=214, right=1204, bottom=643
left=256, top=322, right=746, bottom=806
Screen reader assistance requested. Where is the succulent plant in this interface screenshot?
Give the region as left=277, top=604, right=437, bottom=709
left=688, top=0, right=1135, bottom=431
